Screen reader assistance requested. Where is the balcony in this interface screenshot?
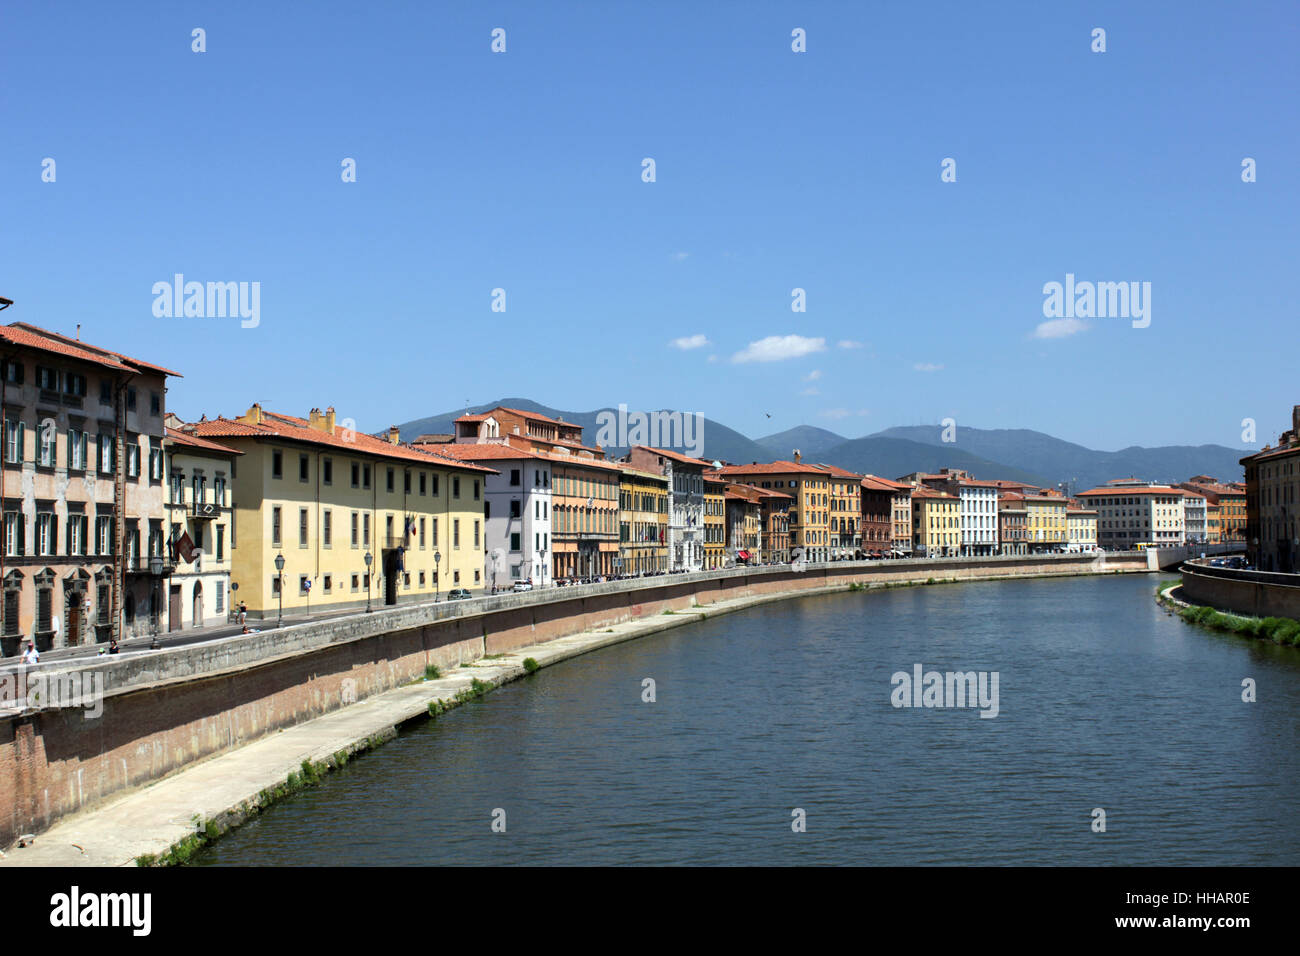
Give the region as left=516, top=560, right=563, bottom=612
left=188, top=501, right=220, bottom=520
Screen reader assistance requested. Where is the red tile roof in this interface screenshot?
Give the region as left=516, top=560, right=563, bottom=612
left=713, top=459, right=826, bottom=476
left=1, top=322, right=182, bottom=377
left=1077, top=486, right=1186, bottom=497
left=860, top=475, right=911, bottom=492
left=633, top=445, right=715, bottom=468
left=165, top=426, right=244, bottom=455
left=190, top=409, right=497, bottom=473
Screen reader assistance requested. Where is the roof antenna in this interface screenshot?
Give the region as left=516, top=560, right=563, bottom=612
left=76, top=324, right=81, bottom=340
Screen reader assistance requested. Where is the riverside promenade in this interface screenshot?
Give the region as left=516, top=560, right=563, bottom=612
left=1, top=553, right=1152, bottom=863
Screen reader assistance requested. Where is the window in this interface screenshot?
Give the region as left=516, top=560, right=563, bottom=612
left=323, top=575, right=332, bottom=593
left=217, top=526, right=225, bottom=561
left=299, top=508, right=308, bottom=547
left=96, top=515, right=112, bottom=554
left=419, top=472, right=427, bottom=495
left=323, top=510, right=332, bottom=548
left=272, top=506, right=282, bottom=546
left=510, top=469, right=520, bottom=486
left=351, top=511, right=359, bottom=548
left=272, top=449, right=283, bottom=479
left=453, top=476, right=460, bottom=498
left=431, top=474, right=439, bottom=496
left=419, top=518, right=426, bottom=548
left=299, top=575, right=309, bottom=595
left=473, top=480, right=480, bottom=501
left=363, top=464, right=371, bottom=489
left=4, top=419, right=23, bottom=464
left=351, top=574, right=359, bottom=592
left=363, top=513, right=370, bottom=547
left=4, top=512, right=22, bottom=556
left=37, top=423, right=56, bottom=467
left=126, top=442, right=140, bottom=478
left=403, top=470, right=411, bottom=494
left=150, top=391, right=161, bottom=415
left=511, top=532, right=521, bottom=551
left=474, top=520, right=480, bottom=548
left=453, top=519, right=460, bottom=548
left=323, top=458, right=332, bottom=485
left=432, top=517, right=438, bottom=547
left=299, top=454, right=309, bottom=482
left=99, top=381, right=112, bottom=404
left=272, top=576, right=281, bottom=596
left=351, top=462, right=360, bottom=487
left=386, top=468, right=394, bottom=493
left=126, top=387, right=137, bottom=411
left=148, top=441, right=162, bottom=480
left=510, top=499, right=521, bottom=518
left=214, top=475, right=226, bottom=505
left=2, top=360, right=24, bottom=385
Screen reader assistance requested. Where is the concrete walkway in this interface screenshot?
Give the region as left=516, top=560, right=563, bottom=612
left=0, top=588, right=789, bottom=868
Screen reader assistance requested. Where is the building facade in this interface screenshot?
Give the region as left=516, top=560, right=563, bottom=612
left=0, top=321, right=176, bottom=654
left=703, top=475, right=727, bottom=569
left=859, top=475, right=901, bottom=557
left=163, top=421, right=240, bottom=629
left=998, top=494, right=1029, bottom=555
left=618, top=466, right=669, bottom=575
left=430, top=443, right=553, bottom=590
left=713, top=455, right=833, bottom=562
left=626, top=446, right=710, bottom=572
left=817, top=464, right=862, bottom=557
left=918, top=470, right=1000, bottom=556
left=191, top=405, right=494, bottom=617
left=911, top=486, right=960, bottom=557
left=1077, top=482, right=1186, bottom=551
left=1179, top=476, right=1246, bottom=543
left=1066, top=506, right=1098, bottom=552
left=1241, top=406, right=1300, bottom=572
left=723, top=483, right=764, bottom=565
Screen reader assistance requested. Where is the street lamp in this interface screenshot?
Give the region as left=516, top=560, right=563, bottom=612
left=364, top=551, right=372, bottom=613
left=539, top=548, right=547, bottom=588
left=274, top=552, right=285, bottom=627
left=434, top=550, right=442, bottom=601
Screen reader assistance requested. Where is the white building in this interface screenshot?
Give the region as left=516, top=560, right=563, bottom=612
left=1183, top=493, right=1208, bottom=545
left=920, top=471, right=1000, bottom=556
left=1077, top=479, right=1187, bottom=550
left=163, top=420, right=240, bottom=629
left=429, top=443, right=552, bottom=589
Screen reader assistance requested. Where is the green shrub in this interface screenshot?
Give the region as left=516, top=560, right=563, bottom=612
left=424, top=663, right=441, bottom=680
left=523, top=657, right=540, bottom=673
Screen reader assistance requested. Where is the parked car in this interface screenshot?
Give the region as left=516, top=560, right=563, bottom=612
left=512, top=581, right=534, bottom=592
left=446, top=588, right=473, bottom=601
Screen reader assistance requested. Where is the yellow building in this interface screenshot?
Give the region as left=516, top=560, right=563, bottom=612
left=702, top=475, right=727, bottom=569
left=911, top=486, right=960, bottom=556
left=192, top=404, right=495, bottom=618
left=618, top=466, right=669, bottom=575
left=1066, top=506, right=1098, bottom=552
left=1023, top=492, right=1068, bottom=551
left=713, top=453, right=834, bottom=562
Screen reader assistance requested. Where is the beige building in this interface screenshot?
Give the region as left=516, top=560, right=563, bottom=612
left=1242, top=405, right=1300, bottom=572
left=1066, top=506, right=1098, bottom=552
left=1, top=319, right=177, bottom=653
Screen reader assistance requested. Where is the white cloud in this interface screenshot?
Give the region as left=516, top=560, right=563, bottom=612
left=820, top=408, right=851, bottom=419
left=670, top=334, right=710, bottom=350
left=803, top=369, right=822, bottom=382
left=837, top=340, right=865, bottom=350
left=913, top=362, right=944, bottom=373
left=671, top=251, right=690, bottom=262
left=1032, top=317, right=1090, bottom=339
left=732, top=334, right=827, bottom=364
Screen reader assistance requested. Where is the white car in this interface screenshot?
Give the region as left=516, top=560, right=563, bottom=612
left=512, top=581, right=534, bottom=592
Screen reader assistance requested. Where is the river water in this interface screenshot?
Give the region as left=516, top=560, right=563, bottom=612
left=191, top=574, right=1300, bottom=865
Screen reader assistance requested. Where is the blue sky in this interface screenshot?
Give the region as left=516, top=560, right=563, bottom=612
left=2, top=1, right=1296, bottom=452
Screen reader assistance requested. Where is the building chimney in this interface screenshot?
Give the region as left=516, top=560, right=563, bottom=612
left=387, top=425, right=401, bottom=444
left=793, top=449, right=802, bottom=464
left=325, top=406, right=336, bottom=432
left=242, top=403, right=264, bottom=425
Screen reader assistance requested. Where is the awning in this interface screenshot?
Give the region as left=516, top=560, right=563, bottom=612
left=737, top=550, right=750, bottom=560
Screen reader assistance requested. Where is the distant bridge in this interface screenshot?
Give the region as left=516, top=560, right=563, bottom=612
left=1143, top=542, right=1244, bottom=572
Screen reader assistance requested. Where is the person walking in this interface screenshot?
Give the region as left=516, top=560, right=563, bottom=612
left=19, top=640, right=39, bottom=665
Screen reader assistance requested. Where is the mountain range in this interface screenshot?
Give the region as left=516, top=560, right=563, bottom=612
left=395, top=399, right=1250, bottom=491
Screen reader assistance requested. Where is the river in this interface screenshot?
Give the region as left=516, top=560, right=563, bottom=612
left=191, top=574, right=1300, bottom=865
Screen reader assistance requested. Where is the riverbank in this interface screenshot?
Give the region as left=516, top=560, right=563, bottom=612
left=2, top=566, right=1147, bottom=867
left=1157, top=581, right=1300, bottom=647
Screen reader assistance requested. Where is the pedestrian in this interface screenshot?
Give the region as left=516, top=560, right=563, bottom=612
left=237, top=601, right=247, bottom=626
left=20, top=640, right=38, bottom=665
left=108, top=638, right=120, bottom=655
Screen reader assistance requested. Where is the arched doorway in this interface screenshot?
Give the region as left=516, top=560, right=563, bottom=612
left=192, top=581, right=204, bottom=627
left=62, top=569, right=91, bottom=647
